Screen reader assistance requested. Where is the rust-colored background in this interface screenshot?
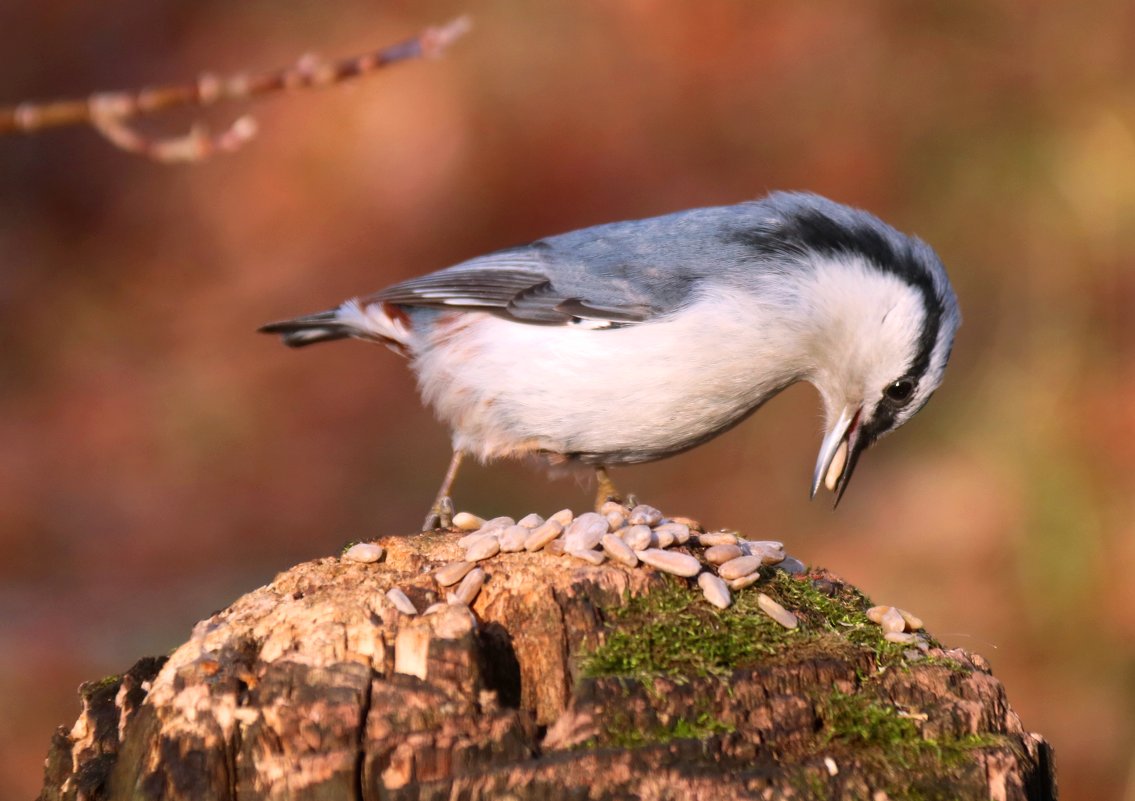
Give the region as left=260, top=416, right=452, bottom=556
left=2, top=2, right=1133, bottom=799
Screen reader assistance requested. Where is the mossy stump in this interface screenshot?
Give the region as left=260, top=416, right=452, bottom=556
left=38, top=530, right=1056, bottom=800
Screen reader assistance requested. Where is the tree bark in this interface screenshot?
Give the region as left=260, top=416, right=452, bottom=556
left=38, top=530, right=1057, bottom=801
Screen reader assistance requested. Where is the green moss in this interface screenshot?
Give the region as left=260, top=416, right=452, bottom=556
left=821, top=685, right=1007, bottom=771
left=579, top=576, right=790, bottom=679
left=80, top=673, right=122, bottom=700
left=823, top=688, right=921, bottom=750
left=579, top=569, right=924, bottom=681
left=602, top=710, right=735, bottom=748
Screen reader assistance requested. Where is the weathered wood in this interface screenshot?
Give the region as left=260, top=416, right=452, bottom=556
left=38, top=530, right=1057, bottom=800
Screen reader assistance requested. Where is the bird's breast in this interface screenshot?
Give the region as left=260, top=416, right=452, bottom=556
left=407, top=290, right=805, bottom=463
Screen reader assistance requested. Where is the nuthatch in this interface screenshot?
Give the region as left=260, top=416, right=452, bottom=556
left=262, top=192, right=960, bottom=528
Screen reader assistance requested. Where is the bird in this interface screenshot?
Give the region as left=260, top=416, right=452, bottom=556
left=261, top=191, right=960, bottom=530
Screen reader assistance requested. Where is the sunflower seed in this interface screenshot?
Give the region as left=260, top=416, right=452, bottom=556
left=545, top=538, right=566, bottom=556
left=498, top=525, right=529, bottom=552
left=757, top=593, right=798, bottom=629
left=898, top=608, right=924, bottom=631
left=637, top=549, right=701, bottom=577
left=524, top=519, right=564, bottom=551
left=698, top=531, right=738, bottom=547
left=564, top=512, right=609, bottom=552
left=600, top=501, right=628, bottom=530
left=601, top=534, right=639, bottom=567
left=434, top=561, right=475, bottom=587
left=743, top=540, right=787, bottom=564
left=884, top=631, right=920, bottom=645
left=457, top=531, right=497, bottom=549
left=704, top=544, right=743, bottom=565
left=728, top=572, right=763, bottom=591
left=667, top=516, right=703, bottom=532
left=880, top=607, right=907, bottom=634
left=342, top=543, right=383, bottom=563
left=628, top=504, right=663, bottom=526
left=867, top=606, right=891, bottom=624
left=465, top=537, right=501, bottom=562
left=718, top=555, right=762, bottom=581
left=385, top=587, right=417, bottom=615
left=454, top=567, right=485, bottom=605
left=698, top=572, right=732, bottom=609
left=452, top=512, right=485, bottom=531
left=620, top=525, right=654, bottom=551
left=569, top=549, right=606, bottom=565
left=654, top=522, right=691, bottom=545
left=605, top=510, right=628, bottom=530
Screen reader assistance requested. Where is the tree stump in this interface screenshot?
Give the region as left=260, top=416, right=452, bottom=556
left=38, top=529, right=1057, bottom=800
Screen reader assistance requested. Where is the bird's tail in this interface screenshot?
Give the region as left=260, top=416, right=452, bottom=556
left=259, top=300, right=413, bottom=352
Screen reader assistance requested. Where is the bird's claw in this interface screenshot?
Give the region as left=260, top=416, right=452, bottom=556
left=423, top=496, right=455, bottom=531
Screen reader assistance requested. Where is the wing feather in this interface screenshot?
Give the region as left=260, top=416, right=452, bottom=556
left=367, top=251, right=656, bottom=327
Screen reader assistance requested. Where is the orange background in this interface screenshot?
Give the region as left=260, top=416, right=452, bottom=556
left=1, top=3, right=1132, bottom=799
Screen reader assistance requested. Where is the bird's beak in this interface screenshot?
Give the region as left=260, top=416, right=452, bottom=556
left=811, top=406, right=863, bottom=506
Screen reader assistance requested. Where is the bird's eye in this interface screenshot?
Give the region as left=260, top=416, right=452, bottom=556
left=884, top=379, right=915, bottom=405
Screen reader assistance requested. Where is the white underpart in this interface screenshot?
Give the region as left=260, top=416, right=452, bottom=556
left=341, top=255, right=928, bottom=463
left=411, top=284, right=808, bottom=462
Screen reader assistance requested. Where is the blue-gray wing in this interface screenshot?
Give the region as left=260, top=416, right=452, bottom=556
left=369, top=246, right=671, bottom=327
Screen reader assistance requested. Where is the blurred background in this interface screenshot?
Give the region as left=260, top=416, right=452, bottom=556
left=1, top=1, right=1132, bottom=798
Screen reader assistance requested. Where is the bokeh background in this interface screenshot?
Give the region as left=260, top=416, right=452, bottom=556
left=1, top=1, right=1132, bottom=798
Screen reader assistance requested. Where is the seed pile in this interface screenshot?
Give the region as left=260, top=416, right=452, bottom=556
left=451, top=502, right=804, bottom=621
left=342, top=502, right=931, bottom=643
left=866, top=604, right=930, bottom=652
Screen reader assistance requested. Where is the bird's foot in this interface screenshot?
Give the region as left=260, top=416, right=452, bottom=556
left=422, top=496, right=455, bottom=531
left=594, top=491, right=643, bottom=512
left=593, top=466, right=637, bottom=511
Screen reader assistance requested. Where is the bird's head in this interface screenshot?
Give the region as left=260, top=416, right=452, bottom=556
left=749, top=193, right=961, bottom=504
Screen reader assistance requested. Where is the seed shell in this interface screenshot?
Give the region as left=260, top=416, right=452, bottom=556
left=636, top=549, right=700, bottom=577
left=342, top=543, right=383, bottom=563
left=620, top=525, right=653, bottom=551
left=524, top=519, right=564, bottom=551
left=704, top=544, right=743, bottom=565
left=717, top=555, right=762, bottom=581
left=454, top=567, right=486, bottom=606
left=452, top=512, right=485, bottom=531
left=698, top=531, right=738, bottom=547
left=698, top=572, right=732, bottom=609
left=434, top=561, right=475, bottom=587
left=569, top=549, right=606, bottom=565
left=628, top=504, right=663, bottom=526
left=465, top=537, right=501, bottom=562
left=564, top=512, right=609, bottom=552
left=498, top=525, right=529, bottom=553
left=757, top=593, right=798, bottom=629
left=385, top=587, right=417, bottom=615
left=601, top=534, right=639, bottom=568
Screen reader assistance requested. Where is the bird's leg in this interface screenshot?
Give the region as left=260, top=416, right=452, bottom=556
left=423, top=449, right=464, bottom=531
left=594, top=465, right=623, bottom=511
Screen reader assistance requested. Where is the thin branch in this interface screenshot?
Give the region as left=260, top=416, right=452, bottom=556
left=0, top=15, right=471, bottom=162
